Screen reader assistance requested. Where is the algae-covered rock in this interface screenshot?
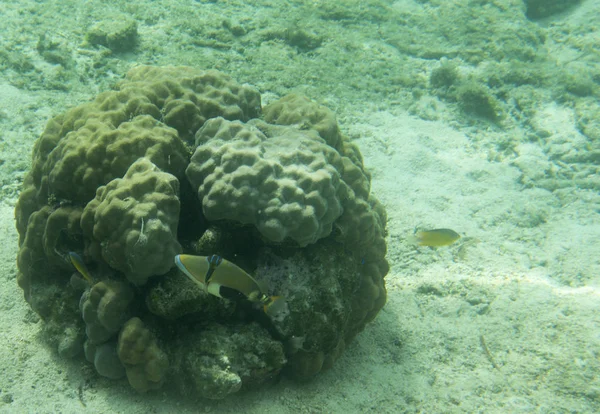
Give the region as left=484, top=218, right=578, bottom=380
left=255, top=240, right=386, bottom=379
left=57, top=325, right=85, bottom=359
left=145, top=269, right=236, bottom=321
left=171, top=323, right=285, bottom=399
left=14, top=65, right=388, bottom=398
left=455, top=81, right=503, bottom=121
left=381, top=0, right=544, bottom=63
left=524, top=0, right=582, bottom=20
left=85, top=16, right=139, bottom=52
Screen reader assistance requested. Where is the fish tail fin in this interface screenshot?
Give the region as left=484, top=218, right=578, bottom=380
left=80, top=271, right=94, bottom=284
left=263, top=295, right=282, bottom=312
left=263, top=296, right=288, bottom=319
left=405, top=234, right=420, bottom=246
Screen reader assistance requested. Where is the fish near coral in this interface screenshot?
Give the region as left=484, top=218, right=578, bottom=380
left=409, top=228, right=461, bottom=247
left=174, top=254, right=288, bottom=319
left=69, top=251, right=94, bottom=284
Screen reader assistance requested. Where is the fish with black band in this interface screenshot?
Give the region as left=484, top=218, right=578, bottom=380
left=174, top=254, right=288, bottom=319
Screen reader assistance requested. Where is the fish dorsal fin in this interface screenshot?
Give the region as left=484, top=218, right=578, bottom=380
left=175, top=254, right=210, bottom=289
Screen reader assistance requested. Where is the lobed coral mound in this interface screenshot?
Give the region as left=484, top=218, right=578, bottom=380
left=14, top=65, right=388, bottom=397
left=186, top=117, right=348, bottom=247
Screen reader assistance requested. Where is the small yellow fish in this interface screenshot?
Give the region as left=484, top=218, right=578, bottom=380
left=410, top=228, right=461, bottom=247
left=174, top=254, right=288, bottom=319
left=69, top=252, right=94, bottom=284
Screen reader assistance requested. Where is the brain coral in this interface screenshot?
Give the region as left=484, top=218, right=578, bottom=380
left=14, top=65, right=388, bottom=398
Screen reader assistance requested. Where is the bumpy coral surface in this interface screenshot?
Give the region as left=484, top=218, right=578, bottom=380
left=118, top=317, right=169, bottom=392
left=14, top=65, right=388, bottom=397
left=81, top=158, right=181, bottom=285
left=80, top=280, right=134, bottom=344
left=187, top=118, right=347, bottom=246
left=85, top=340, right=126, bottom=380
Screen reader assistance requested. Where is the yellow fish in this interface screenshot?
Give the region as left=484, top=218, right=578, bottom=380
left=174, top=254, right=288, bottom=319
left=410, top=228, right=461, bottom=247
left=69, top=252, right=94, bottom=284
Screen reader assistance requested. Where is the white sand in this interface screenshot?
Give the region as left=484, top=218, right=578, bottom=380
left=1, top=103, right=599, bottom=412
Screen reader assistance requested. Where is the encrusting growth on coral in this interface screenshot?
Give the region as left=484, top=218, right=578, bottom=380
left=14, top=65, right=388, bottom=397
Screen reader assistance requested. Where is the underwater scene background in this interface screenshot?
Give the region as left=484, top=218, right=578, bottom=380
left=0, top=0, right=599, bottom=412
